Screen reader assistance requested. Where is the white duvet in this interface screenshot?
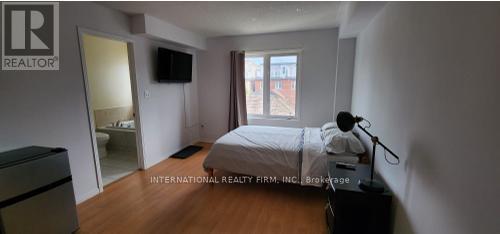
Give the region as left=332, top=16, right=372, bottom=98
left=203, top=125, right=359, bottom=187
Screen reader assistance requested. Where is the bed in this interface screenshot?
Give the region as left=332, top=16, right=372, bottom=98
left=202, top=125, right=361, bottom=187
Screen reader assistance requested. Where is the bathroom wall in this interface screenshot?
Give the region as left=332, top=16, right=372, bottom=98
left=93, top=107, right=133, bottom=127
left=82, top=34, right=134, bottom=127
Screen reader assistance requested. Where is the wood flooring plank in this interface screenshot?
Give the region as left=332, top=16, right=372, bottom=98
left=77, top=143, right=327, bottom=234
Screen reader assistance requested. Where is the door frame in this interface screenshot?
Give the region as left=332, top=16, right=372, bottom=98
left=76, top=27, right=146, bottom=192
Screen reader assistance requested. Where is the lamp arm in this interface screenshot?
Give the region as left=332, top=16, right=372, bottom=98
left=356, top=124, right=400, bottom=160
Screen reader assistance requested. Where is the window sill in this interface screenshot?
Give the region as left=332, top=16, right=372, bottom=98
left=248, top=116, right=299, bottom=122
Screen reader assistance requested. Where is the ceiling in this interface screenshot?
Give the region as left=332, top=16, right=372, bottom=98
left=101, top=2, right=345, bottom=38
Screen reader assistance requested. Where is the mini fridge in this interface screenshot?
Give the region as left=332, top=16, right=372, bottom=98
left=0, top=146, right=79, bottom=234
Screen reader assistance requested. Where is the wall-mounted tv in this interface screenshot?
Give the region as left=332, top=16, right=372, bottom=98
left=157, top=47, right=192, bottom=83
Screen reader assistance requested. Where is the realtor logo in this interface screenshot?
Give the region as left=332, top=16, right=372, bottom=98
left=2, top=2, right=59, bottom=70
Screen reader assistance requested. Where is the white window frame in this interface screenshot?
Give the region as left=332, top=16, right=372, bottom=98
left=245, top=49, right=302, bottom=120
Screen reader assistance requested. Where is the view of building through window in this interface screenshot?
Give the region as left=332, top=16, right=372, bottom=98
left=244, top=53, right=298, bottom=118
left=270, top=55, right=297, bottom=116
left=244, top=56, right=264, bottom=115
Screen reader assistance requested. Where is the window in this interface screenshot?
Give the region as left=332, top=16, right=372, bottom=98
left=244, top=51, right=300, bottom=119
left=274, top=80, right=282, bottom=89
left=244, top=56, right=264, bottom=115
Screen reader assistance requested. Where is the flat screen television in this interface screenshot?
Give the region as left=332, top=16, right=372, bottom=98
left=157, top=47, right=192, bottom=83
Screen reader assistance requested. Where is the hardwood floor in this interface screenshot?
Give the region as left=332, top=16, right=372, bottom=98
left=77, top=143, right=327, bottom=234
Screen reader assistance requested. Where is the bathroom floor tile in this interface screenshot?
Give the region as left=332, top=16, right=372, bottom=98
left=100, top=150, right=138, bottom=186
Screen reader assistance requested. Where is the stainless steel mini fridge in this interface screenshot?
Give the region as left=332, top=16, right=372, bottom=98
left=0, top=146, right=79, bottom=234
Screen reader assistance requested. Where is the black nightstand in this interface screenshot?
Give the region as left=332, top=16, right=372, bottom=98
left=326, top=162, right=392, bottom=234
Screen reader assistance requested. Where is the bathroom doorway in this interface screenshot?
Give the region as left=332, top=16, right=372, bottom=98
left=78, top=28, right=145, bottom=190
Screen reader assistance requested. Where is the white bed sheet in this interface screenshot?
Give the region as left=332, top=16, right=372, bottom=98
left=203, top=125, right=303, bottom=178
left=203, top=125, right=360, bottom=187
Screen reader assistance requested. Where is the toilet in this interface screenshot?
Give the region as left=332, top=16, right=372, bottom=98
left=95, top=132, right=110, bottom=158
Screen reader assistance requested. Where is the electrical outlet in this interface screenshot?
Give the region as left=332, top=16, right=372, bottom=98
left=144, top=90, right=151, bottom=98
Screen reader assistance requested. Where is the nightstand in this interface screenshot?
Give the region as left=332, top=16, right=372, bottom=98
left=326, top=162, right=392, bottom=234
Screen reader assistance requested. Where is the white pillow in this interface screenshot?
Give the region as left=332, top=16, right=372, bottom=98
left=322, top=128, right=365, bottom=154
left=321, top=122, right=337, bottom=132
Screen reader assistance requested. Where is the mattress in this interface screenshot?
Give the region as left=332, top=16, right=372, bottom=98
left=203, top=125, right=303, bottom=179
left=203, top=125, right=359, bottom=186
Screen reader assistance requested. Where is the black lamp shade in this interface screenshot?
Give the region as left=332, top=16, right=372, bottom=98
left=336, top=111, right=355, bottom=132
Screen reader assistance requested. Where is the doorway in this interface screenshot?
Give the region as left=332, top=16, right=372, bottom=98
left=78, top=28, right=145, bottom=190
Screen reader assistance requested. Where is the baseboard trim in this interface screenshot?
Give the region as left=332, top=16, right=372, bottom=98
left=76, top=187, right=100, bottom=204
left=199, top=138, right=215, bottom=143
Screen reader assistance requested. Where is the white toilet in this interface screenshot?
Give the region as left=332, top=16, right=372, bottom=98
left=95, top=132, right=110, bottom=158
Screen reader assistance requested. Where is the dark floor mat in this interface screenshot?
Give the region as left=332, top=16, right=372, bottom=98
left=171, top=145, right=203, bottom=159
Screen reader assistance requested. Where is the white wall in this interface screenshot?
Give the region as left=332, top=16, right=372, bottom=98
left=351, top=3, right=500, bottom=234
left=82, top=34, right=133, bottom=110
left=132, top=14, right=207, bottom=50
left=0, top=2, right=199, bottom=203
left=134, top=40, right=201, bottom=168
left=339, top=2, right=387, bottom=38
left=334, top=38, right=356, bottom=117
left=198, top=29, right=339, bottom=141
